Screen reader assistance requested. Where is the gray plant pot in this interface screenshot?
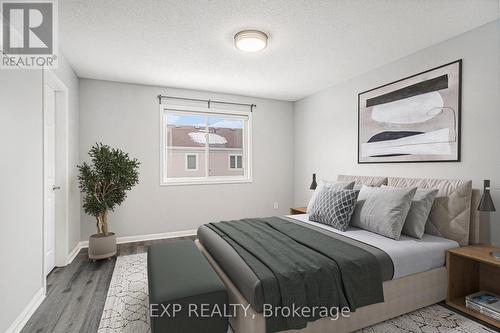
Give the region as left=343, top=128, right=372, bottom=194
left=88, top=232, right=117, bottom=260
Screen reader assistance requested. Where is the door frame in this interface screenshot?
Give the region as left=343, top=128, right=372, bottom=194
left=42, top=70, right=69, bottom=294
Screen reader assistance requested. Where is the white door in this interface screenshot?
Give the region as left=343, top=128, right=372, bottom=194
left=44, top=85, right=56, bottom=276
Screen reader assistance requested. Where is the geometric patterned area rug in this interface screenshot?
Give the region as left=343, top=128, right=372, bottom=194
left=98, top=253, right=150, bottom=333
left=98, top=253, right=497, bottom=333
left=357, top=304, right=497, bottom=333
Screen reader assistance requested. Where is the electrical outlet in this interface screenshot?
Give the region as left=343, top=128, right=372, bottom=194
left=273, top=202, right=279, bottom=210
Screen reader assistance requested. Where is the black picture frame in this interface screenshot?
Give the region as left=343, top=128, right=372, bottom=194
left=357, top=59, right=462, bottom=164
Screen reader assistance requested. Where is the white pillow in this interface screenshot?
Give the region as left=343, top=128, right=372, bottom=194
left=307, top=180, right=355, bottom=213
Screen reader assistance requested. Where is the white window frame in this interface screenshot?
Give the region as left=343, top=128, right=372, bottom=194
left=160, top=104, right=252, bottom=186
left=228, top=153, right=243, bottom=170
left=185, top=153, right=199, bottom=171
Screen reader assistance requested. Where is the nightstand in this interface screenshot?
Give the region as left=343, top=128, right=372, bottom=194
left=289, top=207, right=307, bottom=215
left=446, top=245, right=500, bottom=329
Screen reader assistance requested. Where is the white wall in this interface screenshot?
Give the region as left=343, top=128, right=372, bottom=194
left=79, top=79, right=294, bottom=239
left=294, top=20, right=500, bottom=245
left=0, top=70, right=44, bottom=332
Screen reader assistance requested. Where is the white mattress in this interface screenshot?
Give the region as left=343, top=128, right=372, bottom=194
left=287, top=214, right=459, bottom=279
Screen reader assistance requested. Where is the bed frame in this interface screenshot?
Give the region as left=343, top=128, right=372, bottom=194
left=196, top=176, right=481, bottom=333
left=197, top=240, right=445, bottom=333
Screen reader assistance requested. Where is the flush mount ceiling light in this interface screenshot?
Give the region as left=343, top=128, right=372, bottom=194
left=234, top=30, right=268, bottom=52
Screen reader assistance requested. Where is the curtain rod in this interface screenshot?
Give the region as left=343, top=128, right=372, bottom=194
left=157, top=94, right=256, bottom=112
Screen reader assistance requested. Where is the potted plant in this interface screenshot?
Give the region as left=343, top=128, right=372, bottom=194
left=78, top=143, right=140, bottom=260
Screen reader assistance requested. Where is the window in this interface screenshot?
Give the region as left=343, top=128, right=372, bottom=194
left=185, top=153, right=198, bottom=171
left=161, top=105, right=252, bottom=185
left=229, top=154, right=243, bottom=169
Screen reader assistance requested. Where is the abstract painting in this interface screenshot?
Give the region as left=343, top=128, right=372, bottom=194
left=358, top=60, right=461, bottom=163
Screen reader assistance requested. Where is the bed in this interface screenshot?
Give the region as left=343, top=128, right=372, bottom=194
left=195, top=176, right=481, bottom=333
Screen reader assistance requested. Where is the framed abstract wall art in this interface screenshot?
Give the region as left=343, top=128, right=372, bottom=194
left=358, top=60, right=461, bottom=163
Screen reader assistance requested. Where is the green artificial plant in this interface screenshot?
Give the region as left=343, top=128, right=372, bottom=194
left=78, top=143, right=140, bottom=235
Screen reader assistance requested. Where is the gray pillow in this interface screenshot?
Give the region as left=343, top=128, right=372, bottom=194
left=309, top=188, right=358, bottom=231
left=351, top=185, right=417, bottom=240
left=383, top=186, right=438, bottom=239
left=307, top=180, right=355, bottom=213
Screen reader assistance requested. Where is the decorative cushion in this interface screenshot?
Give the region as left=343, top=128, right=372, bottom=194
left=307, top=180, right=355, bottom=213
left=337, top=175, right=388, bottom=188
left=351, top=185, right=417, bottom=240
left=383, top=185, right=438, bottom=239
left=309, top=188, right=358, bottom=231
left=387, top=177, right=473, bottom=246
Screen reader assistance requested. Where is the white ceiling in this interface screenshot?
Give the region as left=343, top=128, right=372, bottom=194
left=60, top=0, right=499, bottom=101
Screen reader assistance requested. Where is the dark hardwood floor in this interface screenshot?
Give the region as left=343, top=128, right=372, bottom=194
left=21, top=235, right=497, bottom=333
left=22, top=236, right=195, bottom=333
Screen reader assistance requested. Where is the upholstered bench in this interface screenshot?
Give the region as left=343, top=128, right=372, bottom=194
left=147, top=240, right=228, bottom=333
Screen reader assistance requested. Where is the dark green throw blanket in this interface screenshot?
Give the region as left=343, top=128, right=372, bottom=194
left=207, top=217, right=384, bottom=332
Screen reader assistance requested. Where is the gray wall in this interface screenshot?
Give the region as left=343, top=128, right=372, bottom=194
left=0, top=54, right=79, bottom=332
left=79, top=79, right=294, bottom=239
left=294, top=20, right=500, bottom=245
left=0, top=70, right=44, bottom=332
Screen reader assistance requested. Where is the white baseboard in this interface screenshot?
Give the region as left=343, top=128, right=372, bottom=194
left=5, top=288, right=45, bottom=333
left=79, top=229, right=197, bottom=248
left=66, top=242, right=82, bottom=265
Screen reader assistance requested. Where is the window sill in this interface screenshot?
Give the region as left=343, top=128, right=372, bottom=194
left=160, top=178, right=253, bottom=186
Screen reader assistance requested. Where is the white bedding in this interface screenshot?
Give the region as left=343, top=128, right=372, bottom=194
left=287, top=214, right=459, bottom=279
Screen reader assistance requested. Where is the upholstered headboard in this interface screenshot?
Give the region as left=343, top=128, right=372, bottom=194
left=337, top=175, right=480, bottom=246
left=337, top=174, right=388, bottom=187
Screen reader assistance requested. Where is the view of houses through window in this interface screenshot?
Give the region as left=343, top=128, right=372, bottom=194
left=163, top=108, right=250, bottom=184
